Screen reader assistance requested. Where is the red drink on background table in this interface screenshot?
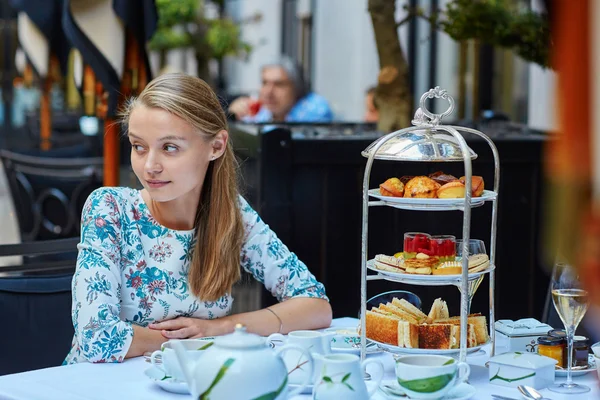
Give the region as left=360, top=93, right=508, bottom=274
left=403, top=232, right=431, bottom=259
left=430, top=235, right=456, bottom=262
left=249, top=99, right=262, bottom=116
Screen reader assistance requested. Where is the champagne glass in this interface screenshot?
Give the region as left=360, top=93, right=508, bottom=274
left=548, top=262, right=590, bottom=394
left=456, top=239, right=486, bottom=312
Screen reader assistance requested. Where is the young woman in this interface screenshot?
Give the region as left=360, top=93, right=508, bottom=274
left=64, top=73, right=331, bottom=364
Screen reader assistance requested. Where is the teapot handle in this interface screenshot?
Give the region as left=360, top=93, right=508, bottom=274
left=361, top=359, right=384, bottom=399
left=267, top=332, right=286, bottom=347
left=276, top=344, right=314, bottom=398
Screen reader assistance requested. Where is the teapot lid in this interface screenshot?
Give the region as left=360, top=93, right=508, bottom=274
left=215, top=324, right=266, bottom=349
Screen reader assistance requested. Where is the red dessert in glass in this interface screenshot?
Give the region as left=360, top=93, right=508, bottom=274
left=403, top=232, right=431, bottom=259
left=430, top=235, right=456, bottom=263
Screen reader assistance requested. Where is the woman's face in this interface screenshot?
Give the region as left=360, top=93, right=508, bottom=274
left=128, top=105, right=226, bottom=203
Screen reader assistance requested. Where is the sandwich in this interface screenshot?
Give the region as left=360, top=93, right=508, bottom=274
left=374, top=254, right=406, bottom=273
left=435, top=314, right=489, bottom=345
left=397, top=320, right=419, bottom=348
left=365, top=310, right=399, bottom=345
left=378, top=303, right=420, bottom=325
left=364, top=310, right=419, bottom=347
left=432, top=323, right=477, bottom=348
left=391, top=298, right=428, bottom=324
left=427, top=298, right=450, bottom=323
left=417, top=324, right=455, bottom=349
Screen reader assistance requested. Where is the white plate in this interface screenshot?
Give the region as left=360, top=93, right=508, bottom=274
left=144, top=366, right=189, bottom=394
left=368, top=188, right=497, bottom=210
left=372, top=338, right=489, bottom=356
left=555, top=354, right=597, bottom=376
left=379, top=380, right=475, bottom=400
left=367, top=259, right=495, bottom=285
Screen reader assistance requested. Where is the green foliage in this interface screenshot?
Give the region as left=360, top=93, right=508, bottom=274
left=206, top=18, right=251, bottom=59
left=148, top=28, right=192, bottom=51
left=440, top=0, right=551, bottom=67
left=154, top=0, right=198, bottom=27
left=149, top=0, right=252, bottom=60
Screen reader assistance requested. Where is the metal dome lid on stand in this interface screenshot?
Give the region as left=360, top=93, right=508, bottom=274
left=358, top=86, right=500, bottom=366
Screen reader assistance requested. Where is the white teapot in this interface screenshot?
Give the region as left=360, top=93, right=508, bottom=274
left=172, top=324, right=314, bottom=399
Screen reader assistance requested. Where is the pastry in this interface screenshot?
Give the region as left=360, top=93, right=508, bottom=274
left=459, top=176, right=485, bottom=197
left=380, top=177, right=404, bottom=197
left=399, top=175, right=415, bottom=185
left=404, top=176, right=440, bottom=198
left=429, top=171, right=459, bottom=186
left=437, top=181, right=466, bottom=199
left=468, top=254, right=490, bottom=272
left=432, top=261, right=462, bottom=275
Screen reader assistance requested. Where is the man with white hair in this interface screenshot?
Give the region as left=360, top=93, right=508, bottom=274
left=229, top=56, right=333, bottom=123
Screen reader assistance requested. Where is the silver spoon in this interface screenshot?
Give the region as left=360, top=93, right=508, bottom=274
left=517, top=385, right=552, bottom=400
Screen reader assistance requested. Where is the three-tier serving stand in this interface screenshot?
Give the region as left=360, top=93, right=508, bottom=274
left=359, top=87, right=500, bottom=364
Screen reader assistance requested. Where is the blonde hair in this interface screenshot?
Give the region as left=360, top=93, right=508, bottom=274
left=121, top=73, right=244, bottom=301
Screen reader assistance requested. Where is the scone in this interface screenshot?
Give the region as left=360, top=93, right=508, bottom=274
left=404, top=176, right=440, bottom=198
left=380, top=177, right=404, bottom=197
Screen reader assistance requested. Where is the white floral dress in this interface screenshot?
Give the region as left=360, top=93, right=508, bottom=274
left=64, top=187, right=327, bottom=364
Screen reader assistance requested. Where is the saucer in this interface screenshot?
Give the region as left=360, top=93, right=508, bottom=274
left=144, top=366, right=189, bottom=395
left=288, top=382, right=313, bottom=394
left=445, top=383, right=476, bottom=400
left=555, top=354, right=597, bottom=377
left=379, top=380, right=475, bottom=400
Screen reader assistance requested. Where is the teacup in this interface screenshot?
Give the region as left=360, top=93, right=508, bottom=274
left=395, top=355, right=470, bottom=400
left=324, top=327, right=360, bottom=351
left=267, top=330, right=333, bottom=384
left=150, top=338, right=214, bottom=382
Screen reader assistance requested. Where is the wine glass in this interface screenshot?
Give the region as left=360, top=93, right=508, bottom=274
left=548, top=261, right=590, bottom=394
left=455, top=239, right=487, bottom=356
left=456, top=239, right=487, bottom=312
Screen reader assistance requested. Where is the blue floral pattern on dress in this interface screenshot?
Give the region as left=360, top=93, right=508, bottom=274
left=64, top=187, right=327, bottom=364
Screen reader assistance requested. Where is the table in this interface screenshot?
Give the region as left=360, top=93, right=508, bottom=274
left=0, top=318, right=598, bottom=400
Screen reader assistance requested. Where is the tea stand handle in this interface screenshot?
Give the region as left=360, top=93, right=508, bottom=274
left=361, top=359, right=384, bottom=398
left=275, top=344, right=314, bottom=397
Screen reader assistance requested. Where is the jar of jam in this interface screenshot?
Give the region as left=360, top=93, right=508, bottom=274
left=572, top=336, right=590, bottom=368
left=537, top=336, right=565, bottom=368
left=548, top=329, right=567, bottom=340
left=548, top=329, right=568, bottom=366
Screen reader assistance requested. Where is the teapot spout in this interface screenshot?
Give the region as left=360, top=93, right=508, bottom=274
left=172, top=341, right=198, bottom=390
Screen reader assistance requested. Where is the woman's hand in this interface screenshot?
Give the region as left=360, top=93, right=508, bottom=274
left=148, top=317, right=232, bottom=339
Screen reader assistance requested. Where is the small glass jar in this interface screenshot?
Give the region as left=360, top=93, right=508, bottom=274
left=572, top=336, right=589, bottom=368
left=548, top=329, right=568, bottom=366
left=430, top=235, right=456, bottom=263
left=537, top=336, right=565, bottom=368
left=548, top=329, right=567, bottom=340
left=403, top=232, right=431, bottom=259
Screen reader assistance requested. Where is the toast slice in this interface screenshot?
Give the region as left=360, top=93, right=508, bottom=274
left=379, top=303, right=420, bottom=325
left=397, top=320, right=419, bottom=348
left=391, top=298, right=428, bottom=323
left=364, top=310, right=399, bottom=345
left=435, top=314, right=489, bottom=345
left=418, top=324, right=453, bottom=349
left=427, top=298, right=450, bottom=323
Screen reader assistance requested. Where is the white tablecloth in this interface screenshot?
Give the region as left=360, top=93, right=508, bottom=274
left=0, top=318, right=598, bottom=400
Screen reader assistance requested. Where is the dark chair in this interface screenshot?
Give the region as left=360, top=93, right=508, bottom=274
left=0, top=237, right=79, bottom=376
left=0, top=149, right=103, bottom=241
